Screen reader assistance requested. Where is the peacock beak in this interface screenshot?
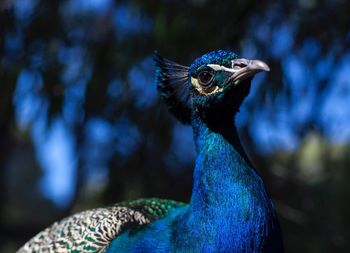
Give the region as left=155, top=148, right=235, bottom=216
left=228, top=58, right=270, bottom=85
left=207, top=58, right=270, bottom=86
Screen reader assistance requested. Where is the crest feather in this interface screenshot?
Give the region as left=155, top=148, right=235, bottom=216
left=154, top=51, right=192, bottom=124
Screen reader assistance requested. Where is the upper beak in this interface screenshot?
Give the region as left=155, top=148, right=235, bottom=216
left=229, top=58, right=270, bottom=85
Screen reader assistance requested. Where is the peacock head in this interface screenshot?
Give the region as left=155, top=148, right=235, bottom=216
left=154, top=50, right=269, bottom=124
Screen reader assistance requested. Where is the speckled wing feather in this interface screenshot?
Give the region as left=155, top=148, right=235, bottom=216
left=17, top=198, right=185, bottom=253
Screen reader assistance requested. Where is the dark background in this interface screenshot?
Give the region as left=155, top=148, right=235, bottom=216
left=1, top=0, right=350, bottom=252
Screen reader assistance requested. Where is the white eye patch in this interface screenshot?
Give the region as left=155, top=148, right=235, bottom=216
left=207, top=64, right=236, bottom=73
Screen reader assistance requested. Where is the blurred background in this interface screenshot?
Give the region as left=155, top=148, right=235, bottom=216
left=1, top=0, right=350, bottom=252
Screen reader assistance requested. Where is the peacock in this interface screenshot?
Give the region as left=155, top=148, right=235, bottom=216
left=17, top=50, right=283, bottom=253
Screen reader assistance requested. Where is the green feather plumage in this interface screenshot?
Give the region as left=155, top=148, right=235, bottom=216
left=17, top=198, right=185, bottom=253
left=118, top=198, right=186, bottom=220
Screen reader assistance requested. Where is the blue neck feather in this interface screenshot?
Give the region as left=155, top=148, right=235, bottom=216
left=107, top=113, right=283, bottom=252
left=190, top=114, right=253, bottom=207
left=172, top=112, right=283, bottom=252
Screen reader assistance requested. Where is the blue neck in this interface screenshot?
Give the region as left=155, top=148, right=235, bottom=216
left=189, top=114, right=254, bottom=208
left=107, top=112, right=283, bottom=252
left=173, top=113, right=280, bottom=252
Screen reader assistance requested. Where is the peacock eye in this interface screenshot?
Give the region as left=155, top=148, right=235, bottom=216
left=198, top=71, right=214, bottom=88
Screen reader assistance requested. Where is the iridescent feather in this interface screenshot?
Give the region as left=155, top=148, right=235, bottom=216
left=154, top=51, right=192, bottom=124
left=17, top=199, right=185, bottom=253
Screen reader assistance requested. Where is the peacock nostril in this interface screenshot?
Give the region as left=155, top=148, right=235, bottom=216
left=231, top=59, right=250, bottom=69
left=232, top=63, right=247, bottom=69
